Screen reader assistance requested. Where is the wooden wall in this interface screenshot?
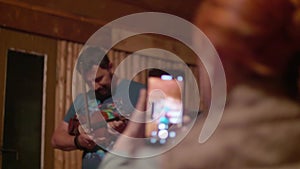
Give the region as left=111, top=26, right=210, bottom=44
left=0, top=1, right=200, bottom=169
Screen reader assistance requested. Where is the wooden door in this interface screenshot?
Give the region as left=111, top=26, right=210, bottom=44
left=0, top=28, right=56, bottom=169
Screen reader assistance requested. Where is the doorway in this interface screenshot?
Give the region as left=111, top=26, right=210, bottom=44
left=0, top=28, right=56, bottom=169
left=2, top=50, right=45, bottom=169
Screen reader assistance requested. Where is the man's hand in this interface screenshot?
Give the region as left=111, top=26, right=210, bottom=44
left=107, top=120, right=128, bottom=134
left=76, top=125, right=96, bottom=150
left=87, top=119, right=127, bottom=148
left=77, top=133, right=96, bottom=150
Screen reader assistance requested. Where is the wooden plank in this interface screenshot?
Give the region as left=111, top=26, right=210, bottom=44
left=112, top=34, right=197, bottom=65
left=0, top=1, right=101, bottom=43
left=0, top=0, right=197, bottom=64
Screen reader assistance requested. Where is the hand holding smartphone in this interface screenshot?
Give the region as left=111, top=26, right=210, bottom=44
left=145, top=69, right=185, bottom=145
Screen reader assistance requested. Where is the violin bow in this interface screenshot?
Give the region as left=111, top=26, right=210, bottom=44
left=79, top=61, right=92, bottom=132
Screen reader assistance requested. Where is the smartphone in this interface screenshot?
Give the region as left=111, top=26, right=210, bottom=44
left=145, top=69, right=184, bottom=145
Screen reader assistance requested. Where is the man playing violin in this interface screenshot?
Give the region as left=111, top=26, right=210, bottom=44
left=51, top=46, right=145, bottom=169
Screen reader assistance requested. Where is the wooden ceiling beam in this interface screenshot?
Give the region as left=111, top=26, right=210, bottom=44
left=0, top=0, right=103, bottom=43
left=0, top=0, right=198, bottom=64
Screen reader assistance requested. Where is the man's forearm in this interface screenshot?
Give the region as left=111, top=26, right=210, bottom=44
left=51, top=121, right=78, bottom=151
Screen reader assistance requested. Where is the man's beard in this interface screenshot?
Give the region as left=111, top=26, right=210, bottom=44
left=95, top=87, right=112, bottom=102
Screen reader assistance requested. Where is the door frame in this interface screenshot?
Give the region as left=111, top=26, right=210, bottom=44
left=0, top=27, right=56, bottom=169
